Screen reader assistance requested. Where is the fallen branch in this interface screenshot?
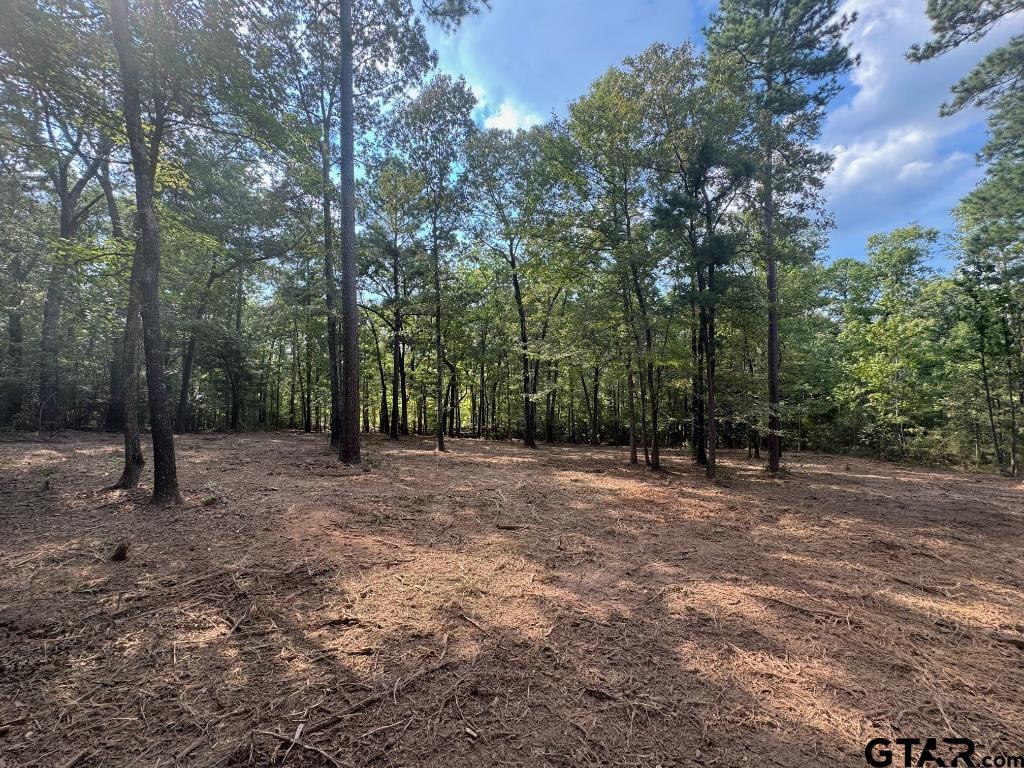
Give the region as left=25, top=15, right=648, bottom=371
left=759, top=594, right=848, bottom=622
left=461, top=614, right=489, bottom=634
left=300, top=659, right=457, bottom=739
left=255, top=730, right=350, bottom=767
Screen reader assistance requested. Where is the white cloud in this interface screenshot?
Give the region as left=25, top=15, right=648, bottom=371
left=482, top=100, right=543, bottom=132
left=821, top=0, right=1023, bottom=255
left=470, top=83, right=488, bottom=110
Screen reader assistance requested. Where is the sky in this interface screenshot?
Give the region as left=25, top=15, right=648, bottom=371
left=426, top=0, right=1023, bottom=262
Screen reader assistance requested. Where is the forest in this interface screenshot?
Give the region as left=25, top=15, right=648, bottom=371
left=0, top=0, right=1022, bottom=766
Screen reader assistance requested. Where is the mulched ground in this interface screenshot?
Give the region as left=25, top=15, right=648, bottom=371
left=1, top=431, right=1022, bottom=768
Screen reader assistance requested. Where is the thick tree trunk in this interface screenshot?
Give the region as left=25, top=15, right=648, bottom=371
left=110, top=0, right=180, bottom=503
left=338, top=0, right=360, bottom=463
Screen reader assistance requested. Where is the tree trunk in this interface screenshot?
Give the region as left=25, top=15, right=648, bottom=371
left=110, top=0, right=180, bottom=503
left=397, top=342, right=408, bottom=435
left=372, top=322, right=390, bottom=435
left=321, top=138, right=342, bottom=448
left=289, top=321, right=298, bottom=429
left=338, top=0, right=360, bottom=463
left=510, top=254, right=536, bottom=448
left=706, top=264, right=718, bottom=480
left=303, top=326, right=313, bottom=433
left=38, top=269, right=64, bottom=430
left=389, top=318, right=401, bottom=438
left=978, top=318, right=1004, bottom=472
left=101, top=162, right=127, bottom=432
left=477, top=327, right=487, bottom=438
left=546, top=361, right=559, bottom=443
left=691, top=293, right=708, bottom=466
left=582, top=367, right=601, bottom=446
left=432, top=234, right=445, bottom=452
left=764, top=145, right=782, bottom=472
left=175, top=269, right=216, bottom=432
left=109, top=241, right=144, bottom=489
left=5, top=311, right=24, bottom=424
left=1003, top=317, right=1018, bottom=476
left=627, top=354, right=638, bottom=464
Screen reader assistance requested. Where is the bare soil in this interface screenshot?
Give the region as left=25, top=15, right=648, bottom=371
left=1, top=432, right=1022, bottom=768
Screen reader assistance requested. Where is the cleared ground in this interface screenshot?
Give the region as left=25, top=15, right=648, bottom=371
left=0, top=432, right=1022, bottom=767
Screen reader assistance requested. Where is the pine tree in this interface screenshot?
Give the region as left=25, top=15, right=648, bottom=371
left=707, top=0, right=856, bottom=472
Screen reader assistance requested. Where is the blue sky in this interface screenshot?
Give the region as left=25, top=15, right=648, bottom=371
left=427, top=0, right=1023, bottom=263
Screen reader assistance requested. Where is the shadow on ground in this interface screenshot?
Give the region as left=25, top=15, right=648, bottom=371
left=1, top=431, right=1022, bottom=767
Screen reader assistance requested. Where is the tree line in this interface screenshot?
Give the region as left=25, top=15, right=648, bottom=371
left=0, top=0, right=1020, bottom=504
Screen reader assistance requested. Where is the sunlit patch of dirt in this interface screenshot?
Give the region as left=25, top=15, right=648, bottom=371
left=0, top=431, right=1021, bottom=767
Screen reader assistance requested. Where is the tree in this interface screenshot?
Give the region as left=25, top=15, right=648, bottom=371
left=467, top=126, right=562, bottom=449
left=361, top=156, right=426, bottom=438
left=105, top=0, right=273, bottom=501
left=554, top=63, right=666, bottom=466
left=707, top=0, right=856, bottom=472
left=644, top=44, right=755, bottom=479
left=336, top=0, right=490, bottom=463
left=0, top=0, right=113, bottom=430
left=397, top=73, right=477, bottom=452
left=909, top=0, right=1022, bottom=151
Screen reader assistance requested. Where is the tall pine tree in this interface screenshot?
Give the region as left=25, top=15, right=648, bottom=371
left=707, top=0, right=856, bottom=472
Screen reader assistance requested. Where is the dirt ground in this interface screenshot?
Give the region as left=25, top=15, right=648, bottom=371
left=0, top=432, right=1022, bottom=768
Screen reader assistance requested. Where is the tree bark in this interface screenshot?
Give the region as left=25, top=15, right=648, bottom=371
left=432, top=233, right=445, bottom=452
left=109, top=241, right=144, bottom=489
left=977, top=314, right=1004, bottom=472
left=706, top=263, right=717, bottom=480
left=38, top=271, right=63, bottom=429
left=5, top=311, right=24, bottom=424
left=510, top=251, right=536, bottom=448
left=101, top=161, right=127, bottom=432
left=338, top=0, right=360, bottom=463
left=389, top=248, right=402, bottom=438
left=691, top=292, right=708, bottom=467
left=372, top=321, right=390, bottom=435
left=545, top=362, right=559, bottom=444
left=175, top=268, right=216, bottom=432
left=321, top=138, right=342, bottom=448
left=110, top=0, right=180, bottom=503
left=764, top=141, right=782, bottom=473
